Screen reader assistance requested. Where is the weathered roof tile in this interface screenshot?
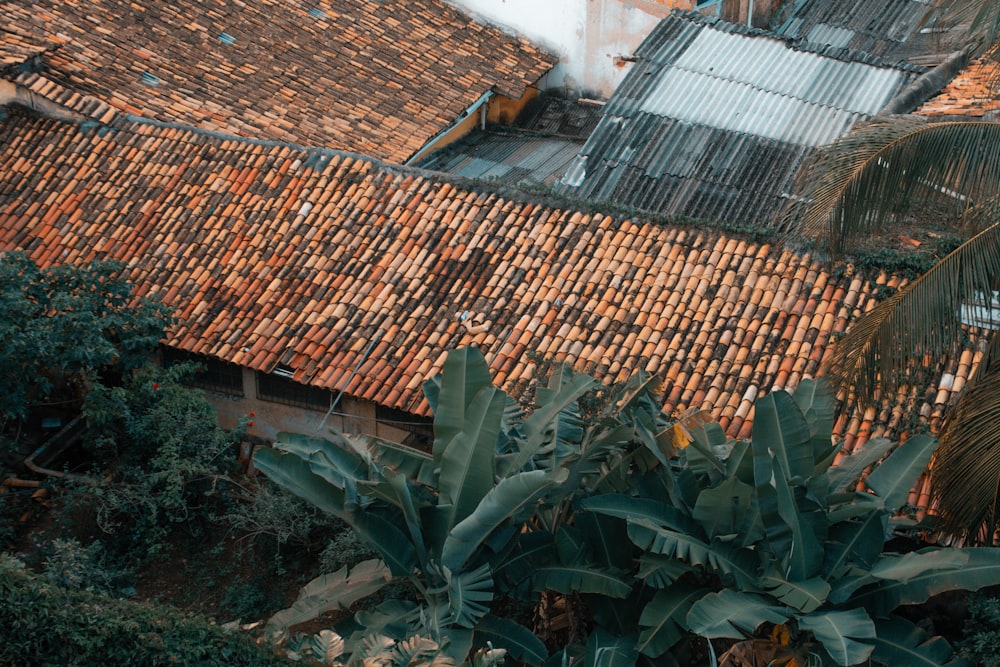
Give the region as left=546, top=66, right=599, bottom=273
left=3, top=0, right=554, bottom=162
left=0, top=110, right=982, bottom=510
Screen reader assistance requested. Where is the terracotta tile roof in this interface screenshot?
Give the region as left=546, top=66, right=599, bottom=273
left=918, top=56, right=1000, bottom=116
left=1, top=0, right=555, bottom=163
left=0, top=110, right=976, bottom=518
left=0, top=26, right=53, bottom=73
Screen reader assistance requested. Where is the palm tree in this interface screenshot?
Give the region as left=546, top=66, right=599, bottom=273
left=787, top=4, right=1000, bottom=542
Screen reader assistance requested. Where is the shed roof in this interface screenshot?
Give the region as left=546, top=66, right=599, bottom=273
left=0, top=0, right=555, bottom=163
left=557, top=12, right=920, bottom=226
left=415, top=96, right=602, bottom=187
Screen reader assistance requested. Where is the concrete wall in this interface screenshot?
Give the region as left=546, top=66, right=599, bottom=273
left=206, top=368, right=424, bottom=447
left=449, top=0, right=694, bottom=98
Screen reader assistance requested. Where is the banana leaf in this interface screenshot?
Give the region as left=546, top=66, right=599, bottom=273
left=576, top=510, right=632, bottom=570
left=253, top=447, right=347, bottom=519
left=759, top=570, right=831, bottom=613
left=797, top=608, right=876, bottom=666
left=872, top=616, right=968, bottom=667
left=584, top=628, right=638, bottom=667
left=849, top=548, right=1000, bottom=617
left=824, top=511, right=888, bottom=578
left=437, top=383, right=504, bottom=535
left=265, top=559, right=391, bottom=640
left=350, top=510, right=419, bottom=576
left=637, top=553, right=694, bottom=588
left=692, top=476, right=755, bottom=540
left=865, top=434, right=938, bottom=512
left=439, top=561, right=493, bottom=629
left=503, top=365, right=597, bottom=474
left=274, top=431, right=369, bottom=482
left=870, top=549, right=969, bottom=582
left=686, top=590, right=790, bottom=638
left=533, top=564, right=632, bottom=598
left=491, top=531, right=557, bottom=595
left=627, top=519, right=760, bottom=589
left=357, top=467, right=427, bottom=564
left=753, top=390, right=813, bottom=482
left=772, top=453, right=825, bottom=580
left=441, top=468, right=565, bottom=570
left=827, top=438, right=895, bottom=495
left=636, top=583, right=708, bottom=657
left=474, top=615, right=548, bottom=666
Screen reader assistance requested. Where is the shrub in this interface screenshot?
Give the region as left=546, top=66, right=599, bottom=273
left=959, top=592, right=1000, bottom=667
left=41, top=537, right=131, bottom=595
left=0, top=554, right=291, bottom=666
left=77, top=363, right=246, bottom=559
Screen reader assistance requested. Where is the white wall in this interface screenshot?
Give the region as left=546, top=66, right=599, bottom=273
left=451, top=0, right=691, bottom=98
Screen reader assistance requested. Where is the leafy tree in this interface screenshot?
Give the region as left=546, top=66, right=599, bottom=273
left=785, top=0, right=1000, bottom=542
left=77, top=363, right=248, bottom=559
left=0, top=554, right=291, bottom=666
left=0, top=251, right=171, bottom=422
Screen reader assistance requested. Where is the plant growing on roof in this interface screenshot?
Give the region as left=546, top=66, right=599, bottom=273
left=253, top=346, right=662, bottom=665
left=581, top=377, right=1000, bottom=666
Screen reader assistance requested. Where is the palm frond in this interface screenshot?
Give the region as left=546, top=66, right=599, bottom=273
left=933, top=332, right=1000, bottom=543
left=825, top=222, right=1000, bottom=403
left=927, top=0, right=1000, bottom=51
left=786, top=118, right=1000, bottom=250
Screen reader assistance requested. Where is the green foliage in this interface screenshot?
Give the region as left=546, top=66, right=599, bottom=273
left=255, top=350, right=1000, bottom=666
left=219, top=582, right=272, bottom=622
left=0, top=251, right=171, bottom=421
left=582, top=377, right=1000, bottom=666
left=40, top=537, right=131, bottom=595
left=0, top=554, right=290, bottom=666
left=958, top=592, right=1000, bottom=666
left=76, top=364, right=245, bottom=559
left=255, top=348, right=666, bottom=665
left=223, top=482, right=337, bottom=550
left=319, top=528, right=379, bottom=573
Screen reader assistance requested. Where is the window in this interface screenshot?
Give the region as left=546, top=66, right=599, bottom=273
left=161, top=347, right=244, bottom=396
left=256, top=368, right=332, bottom=410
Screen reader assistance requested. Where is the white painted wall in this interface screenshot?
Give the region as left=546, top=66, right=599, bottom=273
left=450, top=0, right=694, bottom=98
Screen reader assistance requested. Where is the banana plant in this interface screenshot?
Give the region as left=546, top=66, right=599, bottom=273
left=585, top=377, right=1000, bottom=666
left=254, top=347, right=652, bottom=665
left=255, top=348, right=565, bottom=663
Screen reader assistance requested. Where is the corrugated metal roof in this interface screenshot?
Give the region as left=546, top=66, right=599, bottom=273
left=558, top=12, right=920, bottom=225
left=415, top=97, right=601, bottom=186
left=774, top=0, right=965, bottom=65
left=416, top=130, right=583, bottom=186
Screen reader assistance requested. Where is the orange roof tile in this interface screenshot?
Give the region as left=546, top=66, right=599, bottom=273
left=0, top=26, right=54, bottom=72
left=918, top=56, right=1000, bottom=117
left=0, top=109, right=981, bottom=505
left=2, top=0, right=555, bottom=162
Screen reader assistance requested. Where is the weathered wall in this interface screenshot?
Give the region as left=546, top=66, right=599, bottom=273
left=448, top=0, right=693, bottom=97
left=206, top=369, right=419, bottom=446
left=410, top=85, right=542, bottom=163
